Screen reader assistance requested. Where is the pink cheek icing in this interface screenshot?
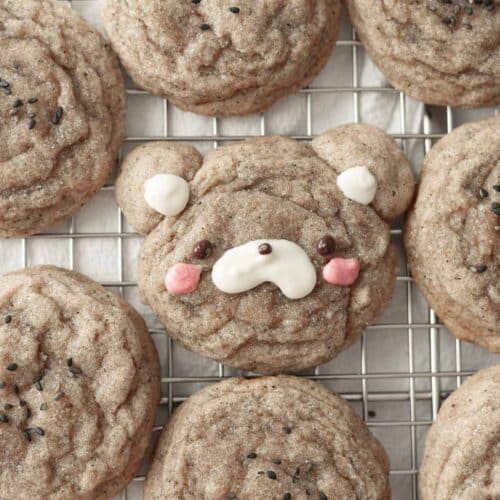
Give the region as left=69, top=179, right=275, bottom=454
left=165, top=263, right=202, bottom=295
left=323, top=258, right=360, bottom=286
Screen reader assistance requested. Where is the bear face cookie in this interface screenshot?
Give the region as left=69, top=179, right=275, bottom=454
left=116, top=124, right=415, bottom=373
left=102, top=0, right=341, bottom=116
left=0, top=0, right=125, bottom=237
left=419, top=365, right=500, bottom=500
left=145, top=376, right=391, bottom=500
left=345, top=0, right=500, bottom=108
left=0, top=266, right=160, bottom=499
left=405, top=115, right=499, bottom=353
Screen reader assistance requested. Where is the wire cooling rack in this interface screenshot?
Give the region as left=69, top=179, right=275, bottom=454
left=0, top=2, right=497, bottom=499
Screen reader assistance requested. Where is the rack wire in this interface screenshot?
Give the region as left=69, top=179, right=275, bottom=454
left=4, top=2, right=497, bottom=499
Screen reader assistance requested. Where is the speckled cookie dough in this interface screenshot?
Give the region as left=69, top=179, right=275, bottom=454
left=345, top=0, right=500, bottom=107
left=145, top=376, right=391, bottom=500
left=419, top=365, right=500, bottom=500
left=0, top=0, right=125, bottom=237
left=102, top=0, right=341, bottom=116
left=0, top=266, right=161, bottom=499
left=116, top=124, right=415, bottom=373
left=405, top=115, right=500, bottom=353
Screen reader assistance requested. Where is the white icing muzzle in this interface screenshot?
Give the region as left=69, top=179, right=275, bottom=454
left=144, top=174, right=190, bottom=217
left=211, top=239, right=317, bottom=300
left=336, top=166, right=377, bottom=205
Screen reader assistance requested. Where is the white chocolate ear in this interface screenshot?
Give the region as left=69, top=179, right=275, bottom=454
left=144, top=174, right=190, bottom=217
left=312, top=124, right=415, bottom=221
left=115, top=142, right=202, bottom=235
left=336, top=166, right=377, bottom=205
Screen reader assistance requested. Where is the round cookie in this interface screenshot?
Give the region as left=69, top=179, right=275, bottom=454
left=405, top=115, right=500, bottom=353
left=0, top=0, right=125, bottom=237
left=0, top=266, right=161, bottom=499
left=419, top=365, right=500, bottom=500
left=345, top=0, right=500, bottom=108
left=116, top=124, right=415, bottom=373
left=102, top=0, right=341, bottom=116
left=145, top=376, right=391, bottom=499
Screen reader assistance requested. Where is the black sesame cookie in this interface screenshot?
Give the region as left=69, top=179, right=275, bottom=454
left=145, top=376, right=391, bottom=499
left=102, top=0, right=341, bottom=116
left=0, top=266, right=161, bottom=499
left=405, top=115, right=499, bottom=353
left=0, top=0, right=125, bottom=237
left=345, top=0, right=500, bottom=108
left=115, top=124, right=415, bottom=373
left=419, top=365, right=500, bottom=500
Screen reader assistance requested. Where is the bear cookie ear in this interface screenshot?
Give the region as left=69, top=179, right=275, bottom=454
left=115, top=142, right=203, bottom=235
left=312, top=123, right=415, bottom=221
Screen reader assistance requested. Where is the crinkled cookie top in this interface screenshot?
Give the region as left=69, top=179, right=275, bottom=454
left=146, top=376, right=391, bottom=500
left=0, top=266, right=160, bottom=500
left=102, top=0, right=340, bottom=115
left=419, top=365, right=500, bottom=500
left=0, top=0, right=125, bottom=237
left=345, top=0, right=500, bottom=107
left=405, top=115, right=500, bottom=353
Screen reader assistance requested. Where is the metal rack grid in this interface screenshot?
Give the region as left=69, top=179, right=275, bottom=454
left=6, top=2, right=497, bottom=500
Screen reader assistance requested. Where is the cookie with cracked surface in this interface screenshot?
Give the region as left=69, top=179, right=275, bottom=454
left=0, top=0, right=125, bottom=237
left=145, top=376, right=391, bottom=499
left=419, top=364, right=500, bottom=500
left=102, top=0, right=340, bottom=116
left=115, top=124, right=415, bottom=373
left=0, top=266, right=161, bottom=499
left=345, top=0, right=500, bottom=108
left=405, top=115, right=500, bottom=353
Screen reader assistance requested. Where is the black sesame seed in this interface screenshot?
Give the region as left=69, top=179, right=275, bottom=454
left=27, top=97, right=38, bottom=104
left=12, top=99, right=23, bottom=108
left=51, top=106, right=63, bottom=125
left=283, top=426, right=292, bottom=434
left=247, top=452, right=257, bottom=459
left=22, top=430, right=32, bottom=442
left=40, top=403, right=48, bottom=411
left=0, top=80, right=9, bottom=88
left=470, top=265, right=487, bottom=273
left=4, top=315, right=12, bottom=324
left=473, top=0, right=482, bottom=5
left=200, top=23, right=211, bottom=30
left=492, top=202, right=500, bottom=216
left=6, top=363, right=17, bottom=371
left=463, top=23, right=473, bottom=30
left=485, top=2, right=495, bottom=11
left=266, top=471, right=277, bottom=480
left=493, top=185, right=500, bottom=192
left=19, top=400, right=27, bottom=407
left=1, top=87, right=11, bottom=96
left=229, top=6, right=240, bottom=13
left=66, top=358, right=73, bottom=367
left=258, top=243, right=272, bottom=255
left=271, top=459, right=282, bottom=465
left=26, top=111, right=35, bottom=118
left=0, top=381, right=5, bottom=389
left=25, top=408, right=32, bottom=419
left=464, top=5, right=473, bottom=14
left=55, top=391, right=65, bottom=401
left=0, top=414, right=8, bottom=423
left=442, top=15, right=455, bottom=24
left=3, top=403, right=13, bottom=410
left=35, top=380, right=43, bottom=392
left=479, top=188, right=489, bottom=198
left=69, top=366, right=82, bottom=376
left=319, top=493, right=328, bottom=500
left=33, top=427, right=44, bottom=436
left=226, top=494, right=236, bottom=500
left=283, top=494, right=292, bottom=500
left=192, top=0, right=201, bottom=3
left=28, top=118, right=36, bottom=129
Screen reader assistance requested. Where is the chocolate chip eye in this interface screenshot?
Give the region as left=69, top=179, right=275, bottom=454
left=192, top=240, right=213, bottom=259
left=316, top=236, right=336, bottom=256
left=258, top=243, right=272, bottom=255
